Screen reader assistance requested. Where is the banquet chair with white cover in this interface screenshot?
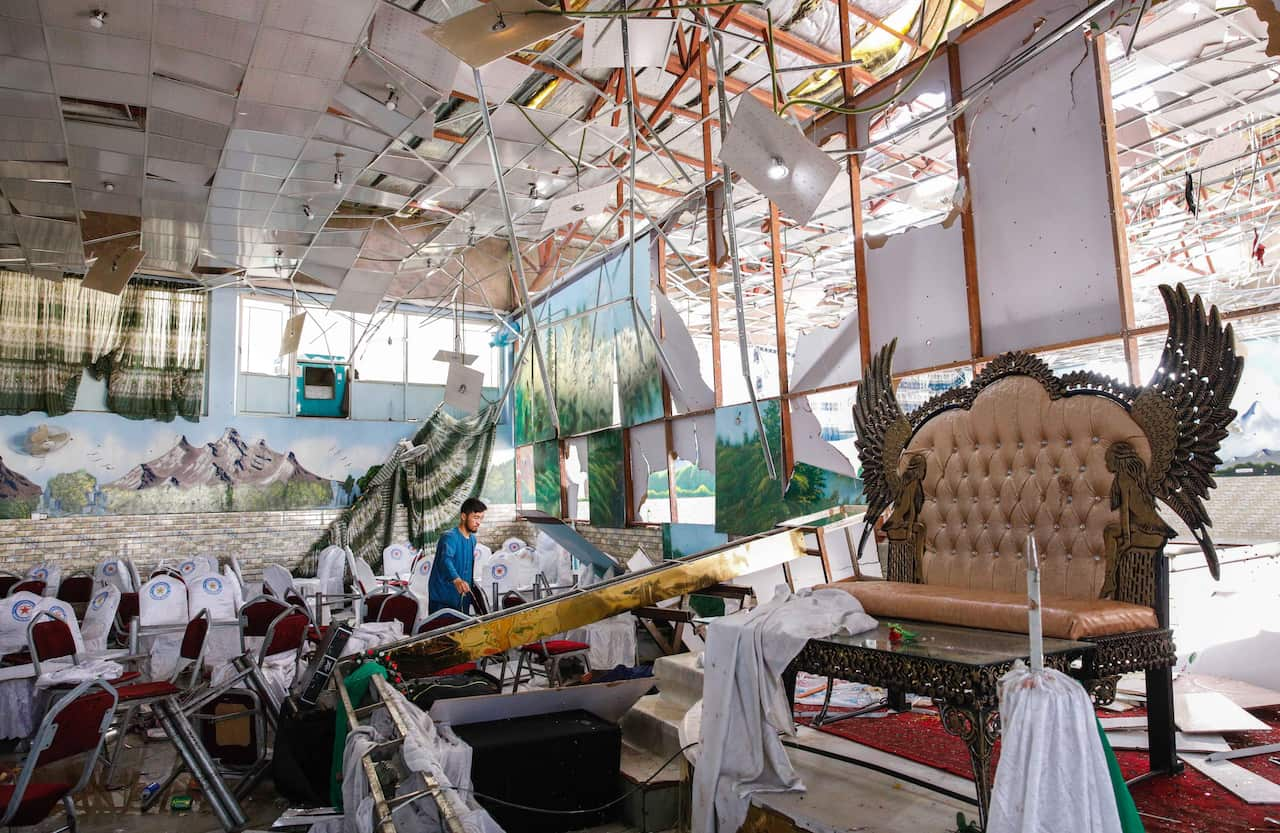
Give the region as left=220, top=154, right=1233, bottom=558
left=222, top=565, right=245, bottom=609
left=407, top=556, right=432, bottom=614
left=80, top=586, right=120, bottom=655
left=352, top=558, right=378, bottom=596
left=380, top=544, right=414, bottom=580
left=25, top=564, right=60, bottom=598
left=178, top=556, right=218, bottom=582
left=313, top=545, right=347, bottom=624
left=188, top=574, right=241, bottom=670
left=262, top=564, right=294, bottom=600
left=0, top=592, right=45, bottom=656
left=138, top=576, right=189, bottom=680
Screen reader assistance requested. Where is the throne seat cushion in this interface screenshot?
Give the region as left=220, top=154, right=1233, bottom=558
left=820, top=578, right=1158, bottom=640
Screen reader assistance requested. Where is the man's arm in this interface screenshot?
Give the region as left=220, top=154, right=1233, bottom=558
left=436, top=536, right=460, bottom=581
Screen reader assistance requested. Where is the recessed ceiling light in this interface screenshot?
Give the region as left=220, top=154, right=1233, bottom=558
left=333, top=151, right=344, bottom=190
left=89, top=8, right=107, bottom=28
left=384, top=84, right=398, bottom=111
left=766, top=156, right=790, bottom=180
left=102, top=181, right=114, bottom=191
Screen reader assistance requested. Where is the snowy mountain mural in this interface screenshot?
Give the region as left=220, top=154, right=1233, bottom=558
left=101, top=429, right=338, bottom=514
left=1216, top=339, right=1280, bottom=475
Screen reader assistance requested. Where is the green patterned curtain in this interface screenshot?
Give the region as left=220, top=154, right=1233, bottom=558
left=0, top=271, right=206, bottom=421
left=95, top=281, right=207, bottom=421
left=297, top=403, right=500, bottom=576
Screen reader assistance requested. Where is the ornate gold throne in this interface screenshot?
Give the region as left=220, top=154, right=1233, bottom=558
left=823, top=284, right=1243, bottom=777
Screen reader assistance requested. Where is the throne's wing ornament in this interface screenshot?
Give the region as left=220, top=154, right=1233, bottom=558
left=1130, top=284, right=1244, bottom=580
left=853, top=340, right=912, bottom=558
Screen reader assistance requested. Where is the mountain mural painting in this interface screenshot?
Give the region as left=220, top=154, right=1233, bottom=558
left=103, top=428, right=335, bottom=514
left=0, top=455, right=43, bottom=519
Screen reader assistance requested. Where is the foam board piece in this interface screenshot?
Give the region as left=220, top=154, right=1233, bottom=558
left=429, top=0, right=576, bottom=69
left=279, top=312, right=305, bottom=357
left=718, top=95, right=839, bottom=225
left=581, top=18, right=676, bottom=68
left=429, top=676, right=653, bottom=726
left=1175, top=673, right=1280, bottom=710
left=1174, top=691, right=1270, bottom=733
left=1180, top=753, right=1280, bottom=803
left=789, top=396, right=857, bottom=479
left=444, top=361, right=484, bottom=414
left=82, top=245, right=144, bottom=294
left=434, top=349, right=478, bottom=366
left=540, top=181, right=615, bottom=232
left=654, top=290, right=715, bottom=412
left=1104, top=731, right=1230, bottom=753
left=791, top=312, right=861, bottom=393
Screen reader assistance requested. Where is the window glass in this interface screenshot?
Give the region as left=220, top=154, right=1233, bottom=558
left=353, top=313, right=405, bottom=383
left=239, top=298, right=288, bottom=376
left=299, top=308, right=351, bottom=363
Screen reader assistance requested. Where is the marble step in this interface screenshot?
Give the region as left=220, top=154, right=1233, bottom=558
left=653, top=652, right=704, bottom=710
left=620, top=693, right=689, bottom=760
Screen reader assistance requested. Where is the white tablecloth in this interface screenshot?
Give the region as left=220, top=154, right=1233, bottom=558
left=564, top=613, right=638, bottom=670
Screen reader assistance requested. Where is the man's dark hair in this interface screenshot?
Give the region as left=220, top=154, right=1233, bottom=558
left=461, top=497, right=487, bottom=515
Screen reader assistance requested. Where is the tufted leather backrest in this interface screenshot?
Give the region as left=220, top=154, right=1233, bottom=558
left=905, top=375, right=1151, bottom=601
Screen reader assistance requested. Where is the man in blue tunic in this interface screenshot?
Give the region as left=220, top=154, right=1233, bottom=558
left=427, top=497, right=486, bottom=614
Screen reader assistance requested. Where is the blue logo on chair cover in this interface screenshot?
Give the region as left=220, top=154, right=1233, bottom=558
left=30, top=567, right=47, bottom=580
left=48, top=604, right=71, bottom=621
left=491, top=563, right=508, bottom=580
left=91, top=590, right=110, bottom=610
left=201, top=577, right=223, bottom=595
left=149, top=581, right=171, bottom=601
left=103, top=562, right=117, bottom=575
left=180, top=560, right=197, bottom=575
left=11, top=600, right=34, bottom=622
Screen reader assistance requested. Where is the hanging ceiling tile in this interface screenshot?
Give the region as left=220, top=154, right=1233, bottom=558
left=368, top=3, right=460, bottom=96
left=151, top=45, right=247, bottom=95
left=154, top=4, right=258, bottom=64
left=150, top=77, right=238, bottom=125
left=239, top=66, right=338, bottom=111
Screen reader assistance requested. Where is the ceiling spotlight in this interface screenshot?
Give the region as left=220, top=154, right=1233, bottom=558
left=384, top=84, right=398, bottom=111
left=89, top=8, right=107, bottom=28
left=102, top=181, right=115, bottom=192
left=301, top=202, right=313, bottom=219
left=332, top=151, right=344, bottom=190
left=491, top=9, right=507, bottom=31
left=766, top=156, right=790, bottom=181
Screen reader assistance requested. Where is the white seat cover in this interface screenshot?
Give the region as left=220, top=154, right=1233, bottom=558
left=81, top=586, right=121, bottom=654
left=263, top=565, right=295, bottom=600
left=352, top=559, right=377, bottom=596
left=317, top=545, right=347, bottom=597
left=94, top=558, right=128, bottom=591
left=139, top=575, right=189, bottom=679
left=500, top=538, right=527, bottom=556
left=189, top=573, right=241, bottom=668
left=26, top=563, right=61, bottom=597
left=407, top=556, right=432, bottom=612
left=0, top=592, right=44, bottom=654
left=180, top=557, right=219, bottom=582
left=381, top=544, right=414, bottom=579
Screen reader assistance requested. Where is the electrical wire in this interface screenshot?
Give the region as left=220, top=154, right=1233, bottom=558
left=528, top=1, right=762, bottom=17
left=439, top=741, right=699, bottom=815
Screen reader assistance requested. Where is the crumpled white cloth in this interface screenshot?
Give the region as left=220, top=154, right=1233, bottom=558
left=563, top=613, right=637, bottom=670
left=345, top=622, right=405, bottom=657
left=987, top=663, right=1123, bottom=833
left=0, top=678, right=36, bottom=739
left=35, top=658, right=123, bottom=690
left=692, top=586, right=877, bottom=833
left=343, top=726, right=378, bottom=833
left=258, top=651, right=300, bottom=706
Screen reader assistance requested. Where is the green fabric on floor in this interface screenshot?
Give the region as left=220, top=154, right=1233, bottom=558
left=1096, top=718, right=1145, bottom=833
left=331, top=662, right=390, bottom=809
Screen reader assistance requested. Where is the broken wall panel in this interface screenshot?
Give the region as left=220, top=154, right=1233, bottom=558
left=586, top=428, right=626, bottom=530
left=671, top=413, right=716, bottom=525
left=629, top=420, right=670, bottom=523
left=960, top=0, right=1125, bottom=354
left=565, top=436, right=588, bottom=521
left=866, top=219, right=970, bottom=371
left=790, top=312, right=862, bottom=394
left=532, top=438, right=561, bottom=517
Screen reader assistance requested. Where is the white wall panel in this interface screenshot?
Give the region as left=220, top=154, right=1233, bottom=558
left=960, top=0, right=1123, bottom=354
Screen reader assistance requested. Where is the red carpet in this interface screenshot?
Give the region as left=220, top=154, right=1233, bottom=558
left=795, top=703, right=1280, bottom=832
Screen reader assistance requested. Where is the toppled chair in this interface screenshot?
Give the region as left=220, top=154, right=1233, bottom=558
left=820, top=284, right=1241, bottom=785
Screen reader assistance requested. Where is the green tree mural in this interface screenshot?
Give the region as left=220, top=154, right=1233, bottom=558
left=587, top=428, right=626, bottom=528
left=533, top=439, right=561, bottom=516
left=47, top=470, right=97, bottom=514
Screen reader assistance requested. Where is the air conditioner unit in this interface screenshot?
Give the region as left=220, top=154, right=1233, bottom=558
left=295, top=354, right=349, bottom=418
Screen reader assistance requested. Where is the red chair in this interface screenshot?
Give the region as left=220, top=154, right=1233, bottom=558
left=258, top=608, right=310, bottom=667
left=56, top=573, right=94, bottom=607
left=111, top=592, right=139, bottom=650
left=238, top=595, right=288, bottom=654
left=512, top=639, right=591, bottom=692
left=374, top=590, right=418, bottom=637
left=0, top=680, right=117, bottom=830
left=11, top=580, right=45, bottom=596
left=27, top=611, right=142, bottom=685
left=415, top=608, right=472, bottom=635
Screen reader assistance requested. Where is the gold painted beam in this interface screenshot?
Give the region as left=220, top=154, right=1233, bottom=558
left=380, top=526, right=808, bottom=678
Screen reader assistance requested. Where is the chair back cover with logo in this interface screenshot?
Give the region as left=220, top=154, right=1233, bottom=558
left=26, top=563, right=61, bottom=597
left=223, top=565, right=245, bottom=610
left=264, top=565, right=295, bottom=600
left=81, top=586, right=120, bottom=654
left=408, top=556, right=433, bottom=612
left=0, top=591, right=44, bottom=654
left=94, top=558, right=132, bottom=593
left=189, top=573, right=241, bottom=668
left=317, top=546, right=346, bottom=597
left=139, top=575, right=189, bottom=679
left=179, top=556, right=219, bottom=582
left=381, top=544, right=414, bottom=579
